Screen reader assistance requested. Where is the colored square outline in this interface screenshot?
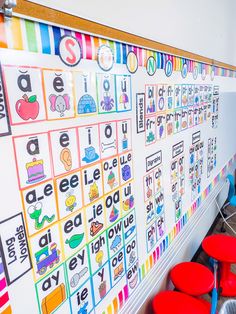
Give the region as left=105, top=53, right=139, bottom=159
left=54, top=169, right=84, bottom=221
left=187, top=107, right=194, bottom=129
left=115, top=74, right=132, bottom=113
left=104, top=186, right=123, bottom=230
left=80, top=160, right=104, bottom=207
left=156, top=113, right=166, bottom=141
left=69, top=277, right=95, bottom=314
left=118, top=150, right=134, bottom=186
left=96, top=73, right=117, bottom=115
left=108, top=246, right=126, bottom=289
left=122, top=209, right=137, bottom=244
left=173, top=108, right=182, bottom=134
left=145, top=195, right=156, bottom=226
left=143, top=170, right=154, bottom=203
left=72, top=71, right=98, bottom=118
left=145, top=114, right=157, bottom=146
left=1, top=64, right=47, bottom=127
left=48, top=126, right=81, bottom=178
left=20, top=178, right=59, bottom=238
left=123, top=234, right=138, bottom=272
left=35, top=262, right=68, bottom=314
left=83, top=195, right=108, bottom=244
left=106, top=217, right=124, bottom=260
left=12, top=131, right=53, bottom=190
left=116, top=118, right=133, bottom=153
left=146, top=222, right=157, bottom=254
left=42, top=68, right=76, bottom=121
left=98, top=120, right=118, bottom=160
left=165, top=110, right=174, bottom=137
left=87, top=229, right=109, bottom=276
left=59, top=208, right=88, bottom=261
left=173, top=84, right=182, bottom=109
left=120, top=179, right=135, bottom=215
left=101, top=155, right=120, bottom=195
left=144, top=84, right=157, bottom=117
left=156, top=84, right=167, bottom=114
left=64, top=243, right=91, bottom=296
left=91, top=260, right=112, bottom=307
left=27, top=220, right=65, bottom=283
left=180, top=107, right=188, bottom=131
left=77, top=122, right=101, bottom=168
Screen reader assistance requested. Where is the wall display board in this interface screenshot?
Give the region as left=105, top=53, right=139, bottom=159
left=0, top=15, right=236, bottom=314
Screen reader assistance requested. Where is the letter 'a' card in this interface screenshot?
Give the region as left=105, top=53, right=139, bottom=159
left=3, top=65, right=46, bottom=125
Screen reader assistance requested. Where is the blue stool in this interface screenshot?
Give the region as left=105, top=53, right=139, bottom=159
left=220, top=174, right=236, bottom=232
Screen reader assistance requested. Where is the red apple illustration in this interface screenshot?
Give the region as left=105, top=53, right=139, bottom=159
left=15, top=94, right=39, bottom=120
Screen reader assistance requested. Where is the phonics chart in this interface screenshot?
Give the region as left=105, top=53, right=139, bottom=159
left=0, top=16, right=233, bottom=314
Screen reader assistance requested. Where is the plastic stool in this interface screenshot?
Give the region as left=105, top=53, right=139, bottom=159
left=152, top=291, right=210, bottom=314
left=202, top=234, right=236, bottom=297
left=170, top=262, right=214, bottom=296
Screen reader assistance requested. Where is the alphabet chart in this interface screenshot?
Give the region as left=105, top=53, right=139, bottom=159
left=0, top=16, right=234, bottom=314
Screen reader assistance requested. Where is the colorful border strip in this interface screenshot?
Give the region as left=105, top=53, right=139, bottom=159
left=104, top=153, right=236, bottom=314
left=0, top=16, right=235, bottom=78
left=0, top=252, right=12, bottom=314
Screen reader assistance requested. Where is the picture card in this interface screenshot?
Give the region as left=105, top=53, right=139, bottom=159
left=73, top=71, right=97, bottom=115
left=3, top=65, right=46, bottom=125
left=43, top=69, right=75, bottom=120
left=13, top=132, right=52, bottom=189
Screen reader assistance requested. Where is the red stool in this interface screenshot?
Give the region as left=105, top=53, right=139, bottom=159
left=202, top=234, right=236, bottom=297
left=170, top=262, right=214, bottom=311
left=152, top=290, right=210, bottom=314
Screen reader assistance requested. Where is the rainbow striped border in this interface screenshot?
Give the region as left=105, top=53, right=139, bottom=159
left=102, top=153, right=236, bottom=314
left=0, top=16, right=235, bottom=78
left=0, top=252, right=12, bottom=314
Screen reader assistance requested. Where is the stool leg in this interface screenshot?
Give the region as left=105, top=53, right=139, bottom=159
left=221, top=221, right=226, bottom=233
left=220, top=262, right=230, bottom=285
left=219, top=262, right=236, bottom=296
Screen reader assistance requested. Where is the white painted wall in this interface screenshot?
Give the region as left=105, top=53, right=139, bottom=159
left=28, top=0, right=236, bottom=65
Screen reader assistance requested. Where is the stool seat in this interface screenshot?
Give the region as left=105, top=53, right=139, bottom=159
left=170, top=262, right=214, bottom=296
left=152, top=291, right=210, bottom=314
left=202, top=234, right=236, bottom=263
left=202, top=234, right=236, bottom=296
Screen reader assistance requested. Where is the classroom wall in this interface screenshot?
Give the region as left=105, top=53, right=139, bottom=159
left=1, top=4, right=236, bottom=313
left=28, top=0, right=236, bottom=65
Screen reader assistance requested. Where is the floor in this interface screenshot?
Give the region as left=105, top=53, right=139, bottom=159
left=195, top=205, right=236, bottom=311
